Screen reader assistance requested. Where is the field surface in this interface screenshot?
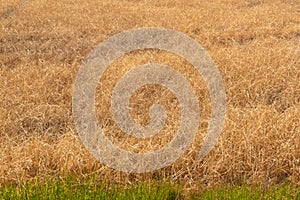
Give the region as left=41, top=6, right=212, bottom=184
left=0, top=0, right=299, bottom=197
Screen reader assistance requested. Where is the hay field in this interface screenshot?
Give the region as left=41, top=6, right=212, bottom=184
left=1, top=0, right=299, bottom=189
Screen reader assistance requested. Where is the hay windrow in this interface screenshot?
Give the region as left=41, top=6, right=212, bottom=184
left=1, top=0, right=299, bottom=188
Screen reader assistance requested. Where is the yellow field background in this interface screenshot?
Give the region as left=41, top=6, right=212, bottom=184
left=1, top=0, right=299, bottom=189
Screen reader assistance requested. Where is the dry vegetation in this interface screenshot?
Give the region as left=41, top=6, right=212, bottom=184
left=0, top=0, right=299, bottom=190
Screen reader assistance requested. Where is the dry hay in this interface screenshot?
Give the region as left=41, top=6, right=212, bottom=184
left=0, top=0, right=299, bottom=189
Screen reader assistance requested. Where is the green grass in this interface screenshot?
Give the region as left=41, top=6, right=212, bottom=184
left=0, top=177, right=183, bottom=200
left=191, top=184, right=300, bottom=200
left=0, top=178, right=299, bottom=200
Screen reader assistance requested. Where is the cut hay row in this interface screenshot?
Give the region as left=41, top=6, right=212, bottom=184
left=0, top=0, right=299, bottom=189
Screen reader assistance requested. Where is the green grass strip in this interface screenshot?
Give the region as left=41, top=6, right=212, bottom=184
left=0, top=177, right=299, bottom=200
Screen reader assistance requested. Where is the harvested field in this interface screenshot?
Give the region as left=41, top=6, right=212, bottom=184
left=0, top=0, right=299, bottom=190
